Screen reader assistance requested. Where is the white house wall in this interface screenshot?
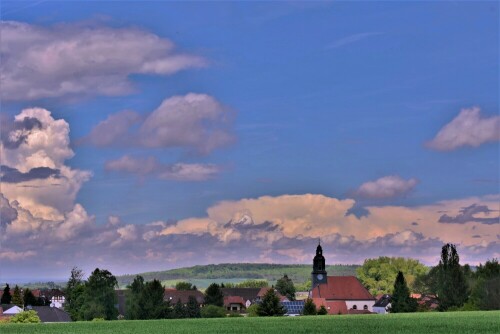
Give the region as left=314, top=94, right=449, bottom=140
left=345, top=300, right=375, bottom=312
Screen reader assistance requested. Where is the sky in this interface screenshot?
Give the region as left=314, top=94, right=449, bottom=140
left=0, top=1, right=498, bottom=282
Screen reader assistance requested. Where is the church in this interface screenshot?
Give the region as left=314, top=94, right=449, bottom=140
left=309, top=243, right=376, bottom=314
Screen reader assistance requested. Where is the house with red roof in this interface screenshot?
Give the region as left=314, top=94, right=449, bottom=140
left=224, top=296, right=246, bottom=312
left=309, top=243, right=375, bottom=314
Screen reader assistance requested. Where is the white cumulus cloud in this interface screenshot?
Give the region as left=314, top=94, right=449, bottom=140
left=0, top=21, right=206, bottom=101
left=354, top=175, right=418, bottom=199
left=427, top=107, right=500, bottom=151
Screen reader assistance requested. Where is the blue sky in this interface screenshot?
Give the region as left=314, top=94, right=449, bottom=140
left=0, top=1, right=498, bottom=280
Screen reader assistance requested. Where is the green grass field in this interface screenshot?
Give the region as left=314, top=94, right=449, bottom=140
left=1, top=311, right=499, bottom=334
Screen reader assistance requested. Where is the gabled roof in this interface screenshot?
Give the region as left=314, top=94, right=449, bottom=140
left=257, top=287, right=287, bottom=301
left=4, top=305, right=23, bottom=314
left=224, top=296, right=246, bottom=307
left=374, top=294, right=391, bottom=307
left=311, top=276, right=375, bottom=301
left=221, top=288, right=260, bottom=302
left=32, top=306, right=71, bottom=322
left=164, top=289, right=204, bottom=304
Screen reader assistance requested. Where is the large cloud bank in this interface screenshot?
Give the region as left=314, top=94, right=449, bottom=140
left=1, top=110, right=498, bottom=278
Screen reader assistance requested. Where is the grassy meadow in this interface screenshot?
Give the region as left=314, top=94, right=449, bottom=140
left=1, top=311, right=499, bottom=334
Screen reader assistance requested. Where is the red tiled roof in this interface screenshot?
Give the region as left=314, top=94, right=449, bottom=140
left=311, top=298, right=348, bottom=314
left=257, top=287, right=287, bottom=301
left=224, top=296, right=246, bottom=307
left=311, top=276, right=375, bottom=301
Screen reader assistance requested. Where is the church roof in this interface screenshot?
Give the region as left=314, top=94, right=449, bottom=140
left=311, top=276, right=375, bottom=301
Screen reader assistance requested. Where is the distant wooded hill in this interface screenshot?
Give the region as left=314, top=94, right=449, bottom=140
left=116, top=263, right=359, bottom=288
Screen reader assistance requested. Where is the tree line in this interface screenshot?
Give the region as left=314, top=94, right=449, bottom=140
left=358, top=243, right=499, bottom=311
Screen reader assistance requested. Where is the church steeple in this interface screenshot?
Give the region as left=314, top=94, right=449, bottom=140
left=312, top=241, right=327, bottom=287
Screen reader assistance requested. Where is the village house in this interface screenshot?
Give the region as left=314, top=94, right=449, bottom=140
left=221, top=287, right=260, bottom=308
left=223, top=296, right=246, bottom=312
left=372, top=294, right=391, bottom=314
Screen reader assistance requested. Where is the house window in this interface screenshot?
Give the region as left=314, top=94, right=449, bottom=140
left=352, top=305, right=357, bottom=310
left=232, top=307, right=237, bottom=311
left=363, top=305, right=368, bottom=310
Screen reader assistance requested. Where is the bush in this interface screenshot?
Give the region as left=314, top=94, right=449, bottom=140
left=201, top=305, right=226, bottom=318
left=318, top=305, right=328, bottom=315
left=92, top=317, right=105, bottom=321
left=228, top=312, right=243, bottom=317
left=302, top=298, right=317, bottom=316
left=10, top=310, right=41, bottom=323
left=247, top=304, right=259, bottom=317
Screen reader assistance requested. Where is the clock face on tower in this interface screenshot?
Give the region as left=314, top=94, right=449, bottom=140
left=317, top=274, right=323, bottom=280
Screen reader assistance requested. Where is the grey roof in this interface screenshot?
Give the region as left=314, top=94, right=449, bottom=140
left=164, top=290, right=205, bottom=304
left=373, top=294, right=391, bottom=307
left=221, top=288, right=261, bottom=302
left=31, top=306, right=71, bottom=322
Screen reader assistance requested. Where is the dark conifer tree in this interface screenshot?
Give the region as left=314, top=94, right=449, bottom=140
left=302, top=298, right=317, bottom=315
left=23, top=288, right=37, bottom=307
left=173, top=299, right=187, bottom=318
left=186, top=295, right=201, bottom=318
left=12, top=285, right=23, bottom=307
left=1, top=284, right=12, bottom=304
left=257, top=288, right=285, bottom=316
left=391, top=271, right=417, bottom=313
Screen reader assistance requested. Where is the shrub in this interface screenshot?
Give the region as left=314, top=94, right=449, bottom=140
left=10, top=310, right=41, bottom=323
left=201, top=305, right=226, bottom=318
left=92, top=317, right=105, bottom=321
left=228, top=312, right=243, bottom=317
left=247, top=304, right=259, bottom=317
left=302, top=298, right=317, bottom=316
left=318, top=305, right=328, bottom=315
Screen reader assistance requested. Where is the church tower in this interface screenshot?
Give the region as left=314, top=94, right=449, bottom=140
left=311, top=242, right=327, bottom=287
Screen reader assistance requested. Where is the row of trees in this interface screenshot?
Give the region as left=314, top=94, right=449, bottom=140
left=415, top=244, right=499, bottom=310
left=358, top=244, right=499, bottom=312
left=0, top=284, right=47, bottom=307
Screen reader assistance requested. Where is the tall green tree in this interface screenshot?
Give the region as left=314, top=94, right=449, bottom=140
left=126, top=275, right=145, bottom=319
left=470, top=259, right=500, bottom=310
left=142, top=279, right=170, bottom=319
left=23, top=288, right=37, bottom=307
left=391, top=271, right=417, bottom=313
left=437, top=244, right=468, bottom=310
left=80, top=268, right=118, bottom=320
left=186, top=295, right=201, bottom=318
left=257, top=288, right=285, bottom=316
left=275, top=274, right=296, bottom=301
left=204, top=283, right=224, bottom=307
left=1, top=284, right=12, bottom=304
left=302, top=298, right=317, bottom=315
left=356, top=257, right=428, bottom=296
left=65, top=267, right=85, bottom=321
left=12, top=285, right=23, bottom=307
